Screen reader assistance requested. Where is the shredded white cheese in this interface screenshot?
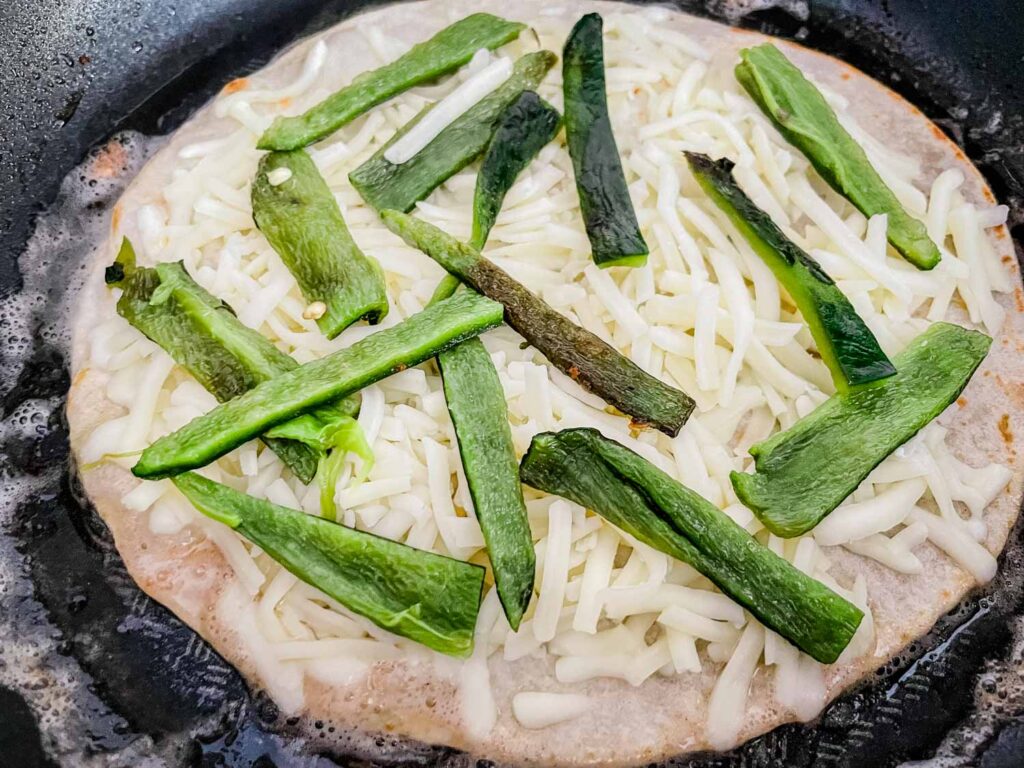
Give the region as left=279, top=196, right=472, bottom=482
left=706, top=619, right=764, bottom=749
left=266, top=167, right=293, bottom=186
left=512, top=691, right=594, bottom=729
left=384, top=56, right=513, bottom=165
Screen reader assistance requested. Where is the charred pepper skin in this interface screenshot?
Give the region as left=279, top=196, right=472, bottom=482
left=381, top=210, right=696, bottom=436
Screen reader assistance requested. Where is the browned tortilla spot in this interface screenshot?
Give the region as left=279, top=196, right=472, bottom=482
left=89, top=140, right=128, bottom=179
left=223, top=77, right=249, bottom=94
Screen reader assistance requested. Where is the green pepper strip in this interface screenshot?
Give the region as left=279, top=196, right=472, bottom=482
left=381, top=210, right=695, bottom=436
left=316, top=417, right=374, bottom=523
left=132, top=291, right=504, bottom=479
left=435, top=338, right=534, bottom=629
left=108, top=238, right=358, bottom=484
left=563, top=13, right=648, bottom=268
left=349, top=50, right=557, bottom=214
left=732, top=322, right=991, bottom=537
left=173, top=472, right=484, bottom=656
left=258, top=13, right=526, bottom=151
left=519, top=428, right=864, bottom=664
left=414, top=92, right=561, bottom=628
left=426, top=90, right=562, bottom=304
left=735, top=44, right=940, bottom=269
left=252, top=149, right=389, bottom=340
left=686, top=151, right=895, bottom=392
left=470, top=90, right=562, bottom=251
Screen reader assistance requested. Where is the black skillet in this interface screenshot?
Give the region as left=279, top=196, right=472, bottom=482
left=1, top=1, right=1022, bottom=766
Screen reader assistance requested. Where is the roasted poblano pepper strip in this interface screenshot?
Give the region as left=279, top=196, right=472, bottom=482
left=309, top=415, right=375, bottom=523
left=732, top=322, right=991, bottom=537
left=519, top=428, right=863, bottom=664
left=252, top=150, right=389, bottom=339
left=422, top=93, right=560, bottom=627
left=686, top=152, right=895, bottom=391
left=107, top=238, right=358, bottom=484
left=436, top=339, right=534, bottom=629
left=257, top=13, right=526, bottom=151
left=428, top=298, right=534, bottom=628
left=381, top=211, right=695, bottom=436
left=429, top=274, right=462, bottom=305
left=133, top=291, right=504, bottom=479
left=563, top=14, right=648, bottom=268
left=349, top=51, right=557, bottom=214
left=431, top=90, right=564, bottom=303
left=173, top=472, right=484, bottom=655
left=735, top=44, right=940, bottom=270
left=471, top=90, right=562, bottom=250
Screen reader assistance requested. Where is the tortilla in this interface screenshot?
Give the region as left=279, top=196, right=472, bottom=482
left=67, top=0, right=1024, bottom=763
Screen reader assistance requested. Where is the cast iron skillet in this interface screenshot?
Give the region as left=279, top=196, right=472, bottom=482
left=1, top=1, right=1022, bottom=766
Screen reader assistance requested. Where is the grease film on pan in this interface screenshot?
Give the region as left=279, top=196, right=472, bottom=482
left=64, top=0, right=1023, bottom=764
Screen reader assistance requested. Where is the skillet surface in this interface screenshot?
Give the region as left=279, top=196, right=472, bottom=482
left=1, top=1, right=1023, bottom=765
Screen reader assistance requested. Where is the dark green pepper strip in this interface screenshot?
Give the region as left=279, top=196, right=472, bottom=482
left=732, top=322, right=991, bottom=537
left=173, top=472, right=484, bottom=656
left=108, top=238, right=358, bottom=484
left=735, top=44, right=940, bottom=270
left=437, top=339, right=534, bottom=629
left=349, top=51, right=557, bottom=214
left=427, top=90, right=562, bottom=306
left=257, top=13, right=526, bottom=151
left=686, top=152, right=895, bottom=391
left=252, top=150, right=389, bottom=339
left=519, top=428, right=863, bottom=664
left=133, top=291, right=505, bottom=479
left=381, top=211, right=695, bottom=436
left=470, top=90, right=562, bottom=250
left=563, top=14, right=648, bottom=268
